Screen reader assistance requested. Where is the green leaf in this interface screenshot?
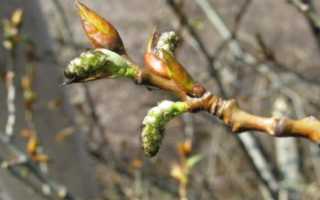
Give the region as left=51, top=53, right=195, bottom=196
left=161, top=50, right=195, bottom=93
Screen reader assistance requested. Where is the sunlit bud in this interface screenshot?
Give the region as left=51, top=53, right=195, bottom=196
left=145, top=31, right=205, bottom=97
left=76, top=1, right=126, bottom=54
left=144, top=52, right=170, bottom=79
left=144, top=31, right=170, bottom=79
left=160, top=50, right=205, bottom=97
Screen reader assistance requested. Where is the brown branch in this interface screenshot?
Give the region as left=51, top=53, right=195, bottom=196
left=185, top=93, right=320, bottom=142
left=127, top=61, right=320, bottom=143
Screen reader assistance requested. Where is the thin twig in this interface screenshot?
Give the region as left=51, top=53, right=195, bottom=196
left=1, top=7, right=76, bottom=199
left=4, top=52, right=16, bottom=141
left=233, top=0, right=253, bottom=37
left=274, top=96, right=302, bottom=199
left=4, top=70, right=16, bottom=140
left=0, top=133, right=75, bottom=200
left=288, top=0, right=320, bottom=47
left=194, top=0, right=243, bottom=57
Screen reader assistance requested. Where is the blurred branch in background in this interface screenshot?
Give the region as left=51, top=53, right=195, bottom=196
left=51, top=0, right=114, bottom=159
left=289, top=0, right=320, bottom=48
left=170, top=139, right=203, bottom=200
left=165, top=0, right=279, bottom=199
left=3, top=9, right=21, bottom=141
left=273, top=96, right=303, bottom=200
left=1, top=8, right=75, bottom=200
left=165, top=0, right=227, bottom=97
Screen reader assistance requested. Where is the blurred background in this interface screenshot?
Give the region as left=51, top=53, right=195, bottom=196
left=1, top=0, right=320, bottom=199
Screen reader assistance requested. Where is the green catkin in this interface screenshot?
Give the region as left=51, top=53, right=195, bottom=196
left=141, top=100, right=189, bottom=157
left=64, top=48, right=138, bottom=83
left=155, top=31, right=179, bottom=55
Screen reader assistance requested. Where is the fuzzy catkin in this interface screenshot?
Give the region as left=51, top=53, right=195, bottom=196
left=64, top=48, right=138, bottom=83
left=141, top=100, right=189, bottom=157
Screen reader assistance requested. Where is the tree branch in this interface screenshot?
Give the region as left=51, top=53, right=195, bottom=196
left=186, top=93, right=320, bottom=142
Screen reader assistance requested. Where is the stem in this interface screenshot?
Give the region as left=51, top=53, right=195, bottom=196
left=187, top=93, right=320, bottom=142
left=179, top=182, right=188, bottom=200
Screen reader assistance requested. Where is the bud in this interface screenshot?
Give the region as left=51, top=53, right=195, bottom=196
left=144, top=31, right=205, bottom=97
left=76, top=1, right=126, bottom=54
left=144, top=31, right=170, bottom=79
left=144, top=52, right=170, bottom=79
left=64, top=48, right=139, bottom=84
left=160, top=50, right=205, bottom=97
left=178, top=139, right=192, bottom=157
left=141, top=100, right=189, bottom=157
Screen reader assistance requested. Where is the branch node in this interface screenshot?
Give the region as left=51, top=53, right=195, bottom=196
left=274, top=117, right=288, bottom=137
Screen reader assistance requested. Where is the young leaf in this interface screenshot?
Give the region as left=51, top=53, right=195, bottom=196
left=160, top=50, right=196, bottom=95
left=76, top=1, right=126, bottom=54
left=145, top=31, right=205, bottom=97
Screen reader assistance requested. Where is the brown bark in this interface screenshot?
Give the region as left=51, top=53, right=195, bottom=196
left=185, top=93, right=320, bottom=143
